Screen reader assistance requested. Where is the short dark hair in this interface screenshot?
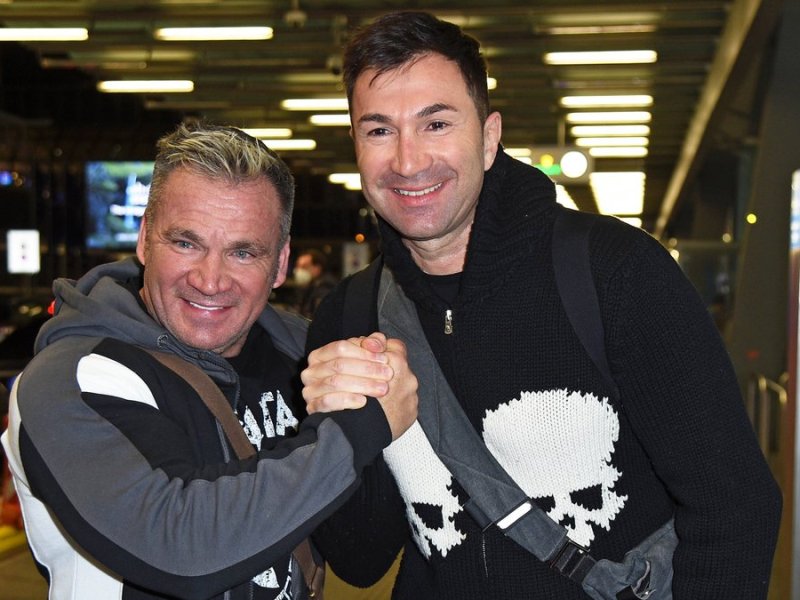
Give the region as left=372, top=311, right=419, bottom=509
left=301, top=248, right=328, bottom=271
left=146, top=121, right=295, bottom=246
left=343, top=11, right=491, bottom=123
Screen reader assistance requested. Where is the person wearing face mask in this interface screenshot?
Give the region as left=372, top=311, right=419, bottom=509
left=293, top=249, right=338, bottom=319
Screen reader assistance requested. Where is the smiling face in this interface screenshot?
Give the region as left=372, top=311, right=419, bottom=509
left=350, top=53, right=501, bottom=273
left=136, top=167, right=289, bottom=357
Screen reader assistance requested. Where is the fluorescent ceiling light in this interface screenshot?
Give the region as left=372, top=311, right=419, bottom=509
left=575, top=137, right=649, bottom=147
left=260, top=139, right=316, bottom=151
left=538, top=12, right=658, bottom=28
left=329, top=173, right=362, bottom=190
left=590, top=172, right=645, bottom=215
left=504, top=147, right=533, bottom=158
left=282, top=98, right=348, bottom=111
left=42, top=56, right=142, bottom=70
left=0, top=28, right=88, bottom=41
left=77, top=49, right=196, bottom=62
left=97, top=80, right=194, bottom=93
left=617, top=216, right=643, bottom=228
left=589, top=147, right=649, bottom=158
left=436, top=15, right=492, bottom=28
left=544, top=50, right=657, bottom=65
left=536, top=24, right=656, bottom=35
left=310, top=114, right=351, bottom=126
left=154, top=26, right=273, bottom=41
left=145, top=99, right=231, bottom=110
left=242, top=128, right=293, bottom=139
left=560, top=95, right=653, bottom=108
left=99, top=62, right=148, bottom=71
left=555, top=185, right=577, bottom=210
left=566, top=111, right=651, bottom=124
left=571, top=125, right=650, bottom=136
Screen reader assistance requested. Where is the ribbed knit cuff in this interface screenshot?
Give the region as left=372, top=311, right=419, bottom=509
left=326, top=397, right=392, bottom=470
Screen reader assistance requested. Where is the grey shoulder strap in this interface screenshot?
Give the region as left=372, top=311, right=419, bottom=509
left=375, top=268, right=596, bottom=583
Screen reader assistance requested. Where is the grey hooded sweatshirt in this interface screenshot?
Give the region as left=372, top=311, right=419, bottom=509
left=2, top=257, right=391, bottom=600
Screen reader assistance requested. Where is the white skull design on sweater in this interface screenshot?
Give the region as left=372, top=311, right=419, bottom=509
left=384, top=389, right=627, bottom=558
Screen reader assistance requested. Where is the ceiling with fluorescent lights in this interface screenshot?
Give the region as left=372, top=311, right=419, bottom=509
left=0, top=0, right=788, bottom=239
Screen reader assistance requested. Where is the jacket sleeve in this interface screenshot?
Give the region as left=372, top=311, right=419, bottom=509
left=598, top=224, right=782, bottom=599
left=11, top=335, right=393, bottom=599
left=305, top=284, right=411, bottom=586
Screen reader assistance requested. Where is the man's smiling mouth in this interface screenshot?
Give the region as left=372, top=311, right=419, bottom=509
left=188, top=301, right=225, bottom=311
left=395, top=182, right=443, bottom=197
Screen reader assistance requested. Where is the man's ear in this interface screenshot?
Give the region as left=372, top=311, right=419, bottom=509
left=271, top=238, right=291, bottom=289
left=136, top=216, right=148, bottom=265
left=483, top=111, right=503, bottom=170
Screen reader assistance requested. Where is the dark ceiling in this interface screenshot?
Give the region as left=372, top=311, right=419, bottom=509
left=0, top=0, right=788, bottom=241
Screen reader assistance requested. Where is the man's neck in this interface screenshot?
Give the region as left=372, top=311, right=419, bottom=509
left=403, top=228, right=470, bottom=275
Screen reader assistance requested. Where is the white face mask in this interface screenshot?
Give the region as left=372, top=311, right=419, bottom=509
left=294, top=267, right=313, bottom=286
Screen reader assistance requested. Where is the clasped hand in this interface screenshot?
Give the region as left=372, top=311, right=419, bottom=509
left=301, top=333, right=418, bottom=440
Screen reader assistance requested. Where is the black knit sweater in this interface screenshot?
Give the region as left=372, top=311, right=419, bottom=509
left=307, top=149, right=782, bottom=599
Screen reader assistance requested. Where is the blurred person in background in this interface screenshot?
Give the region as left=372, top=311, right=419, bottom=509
left=293, top=249, right=338, bottom=319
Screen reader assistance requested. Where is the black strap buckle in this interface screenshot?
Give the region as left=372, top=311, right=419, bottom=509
left=549, top=538, right=596, bottom=583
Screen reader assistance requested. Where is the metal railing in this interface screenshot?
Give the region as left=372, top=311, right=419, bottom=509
left=745, top=372, right=787, bottom=455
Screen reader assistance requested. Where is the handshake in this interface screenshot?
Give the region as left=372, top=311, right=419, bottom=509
left=301, top=332, right=418, bottom=440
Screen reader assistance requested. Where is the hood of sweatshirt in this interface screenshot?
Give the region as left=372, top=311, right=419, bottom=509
left=34, top=256, right=237, bottom=383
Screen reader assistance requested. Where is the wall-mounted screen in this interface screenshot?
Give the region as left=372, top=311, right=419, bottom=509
left=85, top=161, right=154, bottom=250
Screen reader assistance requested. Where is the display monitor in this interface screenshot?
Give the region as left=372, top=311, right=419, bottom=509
left=85, top=161, right=154, bottom=250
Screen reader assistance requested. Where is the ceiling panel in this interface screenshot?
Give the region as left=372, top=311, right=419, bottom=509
left=0, top=0, right=787, bottom=237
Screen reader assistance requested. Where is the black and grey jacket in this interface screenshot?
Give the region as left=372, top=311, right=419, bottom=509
left=1, top=257, right=392, bottom=600
left=308, top=149, right=782, bottom=599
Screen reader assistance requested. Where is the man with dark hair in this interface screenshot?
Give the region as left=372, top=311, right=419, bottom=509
left=1, top=121, right=417, bottom=600
left=301, top=10, right=782, bottom=600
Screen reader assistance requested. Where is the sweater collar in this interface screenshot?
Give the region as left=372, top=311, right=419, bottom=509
left=378, top=147, right=557, bottom=309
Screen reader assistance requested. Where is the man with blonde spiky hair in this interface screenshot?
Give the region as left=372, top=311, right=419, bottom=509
left=2, top=121, right=417, bottom=600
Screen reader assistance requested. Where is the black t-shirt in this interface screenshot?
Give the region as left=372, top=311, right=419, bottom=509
left=227, top=324, right=304, bottom=450
left=121, top=277, right=308, bottom=598
left=226, top=325, right=306, bottom=598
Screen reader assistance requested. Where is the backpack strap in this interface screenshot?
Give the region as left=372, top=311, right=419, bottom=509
left=342, top=255, right=383, bottom=339
left=144, top=349, right=256, bottom=460
left=552, top=207, right=619, bottom=397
